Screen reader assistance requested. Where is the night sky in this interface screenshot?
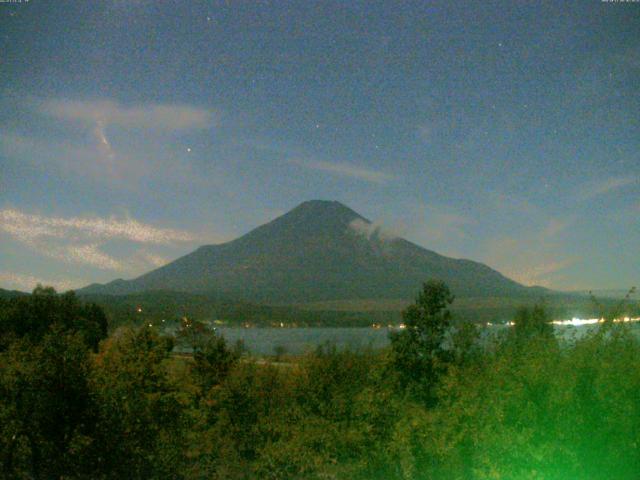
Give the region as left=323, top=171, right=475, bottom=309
left=1, top=1, right=638, bottom=292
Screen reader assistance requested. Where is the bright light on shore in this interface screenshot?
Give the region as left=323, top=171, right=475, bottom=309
left=485, top=317, right=640, bottom=328
left=552, top=318, right=600, bottom=326
left=551, top=317, right=640, bottom=326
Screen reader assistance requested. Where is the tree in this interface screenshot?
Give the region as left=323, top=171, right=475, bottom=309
left=175, top=319, right=240, bottom=394
left=0, top=328, right=94, bottom=479
left=90, top=326, right=187, bottom=479
left=590, top=286, right=637, bottom=323
left=511, top=304, right=554, bottom=343
left=0, top=286, right=110, bottom=478
left=451, top=320, right=481, bottom=366
left=389, top=280, right=454, bottom=404
left=0, top=286, right=108, bottom=351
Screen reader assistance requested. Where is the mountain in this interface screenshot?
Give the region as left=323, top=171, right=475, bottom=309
left=0, top=288, right=28, bottom=299
left=78, top=200, right=546, bottom=303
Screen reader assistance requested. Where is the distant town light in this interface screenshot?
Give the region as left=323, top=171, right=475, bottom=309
left=550, top=317, right=640, bottom=326
left=552, top=317, right=600, bottom=326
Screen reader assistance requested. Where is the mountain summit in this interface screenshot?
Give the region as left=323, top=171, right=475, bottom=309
left=79, top=200, right=537, bottom=302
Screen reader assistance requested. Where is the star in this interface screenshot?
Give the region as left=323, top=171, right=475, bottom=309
left=186, top=147, right=192, bottom=153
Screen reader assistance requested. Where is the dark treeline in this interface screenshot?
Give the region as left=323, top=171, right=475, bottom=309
left=1, top=282, right=640, bottom=479
left=74, top=289, right=625, bottom=330
left=78, top=290, right=403, bottom=329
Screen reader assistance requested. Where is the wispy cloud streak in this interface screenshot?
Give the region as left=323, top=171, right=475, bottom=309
left=0, top=272, right=83, bottom=292
left=0, top=209, right=197, bottom=245
left=41, top=98, right=214, bottom=131
left=289, top=158, right=397, bottom=184
left=0, top=208, right=201, bottom=271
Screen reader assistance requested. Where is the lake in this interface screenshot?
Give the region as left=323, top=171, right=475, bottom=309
left=216, top=321, right=640, bottom=355
left=217, top=327, right=390, bottom=355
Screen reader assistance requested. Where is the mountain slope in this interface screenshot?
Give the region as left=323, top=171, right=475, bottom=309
left=0, top=288, right=28, bottom=299
left=79, top=200, right=544, bottom=302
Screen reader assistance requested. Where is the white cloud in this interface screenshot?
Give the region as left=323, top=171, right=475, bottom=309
left=0, top=208, right=203, bottom=271
left=0, top=130, right=136, bottom=182
left=64, top=244, right=125, bottom=270
left=41, top=98, right=214, bottom=131
left=11, top=242, right=125, bottom=271
left=1, top=234, right=124, bottom=271
left=94, top=119, right=115, bottom=159
left=1, top=96, right=221, bottom=187
left=348, top=218, right=399, bottom=242
left=21, top=98, right=215, bottom=183
left=0, top=271, right=83, bottom=292
left=289, top=158, right=397, bottom=184
left=135, top=250, right=169, bottom=268
left=0, top=208, right=197, bottom=245
left=0, top=128, right=221, bottom=190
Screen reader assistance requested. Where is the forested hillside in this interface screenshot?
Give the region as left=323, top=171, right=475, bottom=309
left=2, top=284, right=640, bottom=479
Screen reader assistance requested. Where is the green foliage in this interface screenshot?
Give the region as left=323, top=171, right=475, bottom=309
left=0, top=285, right=107, bottom=351
left=0, top=286, right=110, bottom=478
left=176, top=319, right=242, bottom=395
left=590, top=286, right=637, bottom=322
left=390, top=280, right=455, bottom=403
left=3, top=282, right=640, bottom=479
left=402, top=323, right=640, bottom=479
left=0, top=287, right=190, bottom=479
left=90, top=326, right=187, bottom=479
left=0, top=329, right=94, bottom=479
left=510, top=304, right=555, bottom=344
left=250, top=346, right=384, bottom=479
left=450, top=320, right=482, bottom=366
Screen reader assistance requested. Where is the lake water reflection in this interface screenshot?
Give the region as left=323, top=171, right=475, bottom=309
left=216, top=322, right=640, bottom=356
